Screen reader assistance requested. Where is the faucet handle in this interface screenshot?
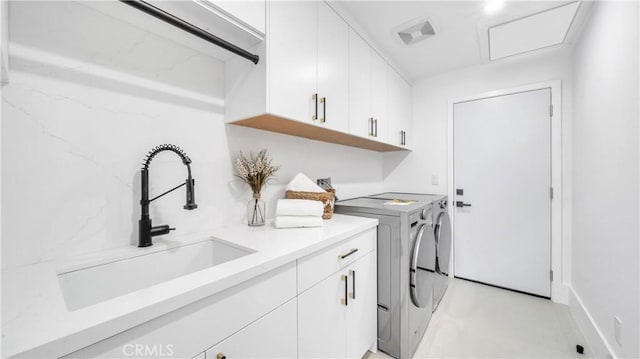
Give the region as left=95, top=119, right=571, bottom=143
left=150, top=225, right=175, bottom=237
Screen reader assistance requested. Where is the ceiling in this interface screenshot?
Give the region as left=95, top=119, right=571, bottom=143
left=335, top=1, right=585, bottom=81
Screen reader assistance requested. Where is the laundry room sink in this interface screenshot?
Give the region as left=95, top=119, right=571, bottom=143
left=57, top=238, right=255, bottom=311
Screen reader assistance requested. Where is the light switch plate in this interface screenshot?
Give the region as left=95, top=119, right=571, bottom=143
left=431, top=174, right=440, bottom=186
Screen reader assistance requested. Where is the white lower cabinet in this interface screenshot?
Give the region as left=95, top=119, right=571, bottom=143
left=205, top=299, right=297, bottom=359
left=298, top=270, right=348, bottom=359
left=346, top=252, right=377, bottom=359
left=63, top=230, right=377, bottom=359
left=298, top=249, right=377, bottom=359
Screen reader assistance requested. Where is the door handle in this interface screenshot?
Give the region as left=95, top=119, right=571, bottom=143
left=374, top=119, right=378, bottom=137
left=341, top=274, right=348, bottom=306
left=369, top=118, right=374, bottom=136
left=312, top=93, right=318, bottom=121
left=349, top=269, right=356, bottom=299
left=320, top=97, right=326, bottom=123
left=456, top=201, right=471, bottom=208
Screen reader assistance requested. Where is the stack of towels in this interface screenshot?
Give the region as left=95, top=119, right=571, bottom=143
left=275, top=173, right=326, bottom=229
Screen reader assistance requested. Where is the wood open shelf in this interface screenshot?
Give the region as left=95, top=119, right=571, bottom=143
left=229, top=114, right=409, bottom=152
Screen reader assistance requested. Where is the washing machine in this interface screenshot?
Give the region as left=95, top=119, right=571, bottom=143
left=433, top=198, right=451, bottom=310
left=334, top=193, right=443, bottom=359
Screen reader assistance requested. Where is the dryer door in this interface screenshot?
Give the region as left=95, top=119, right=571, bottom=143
left=410, top=222, right=436, bottom=308
left=435, top=211, right=452, bottom=275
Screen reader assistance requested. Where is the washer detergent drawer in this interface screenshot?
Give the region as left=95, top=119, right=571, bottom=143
left=297, top=228, right=376, bottom=293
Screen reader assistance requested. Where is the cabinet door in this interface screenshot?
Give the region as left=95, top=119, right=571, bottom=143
left=268, top=1, right=317, bottom=124
left=371, top=53, right=388, bottom=142
left=388, top=69, right=411, bottom=147
left=346, top=251, right=377, bottom=359
left=348, top=29, right=372, bottom=139
left=298, top=272, right=347, bottom=358
left=317, top=1, right=349, bottom=133
left=399, top=77, right=412, bottom=148
left=206, top=299, right=297, bottom=359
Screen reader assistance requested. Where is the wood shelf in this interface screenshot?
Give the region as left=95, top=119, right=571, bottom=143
left=229, top=114, right=409, bottom=152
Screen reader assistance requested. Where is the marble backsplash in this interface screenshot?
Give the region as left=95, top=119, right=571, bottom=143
left=1, top=1, right=384, bottom=269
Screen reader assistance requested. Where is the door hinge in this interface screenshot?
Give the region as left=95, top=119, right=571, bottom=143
left=550, top=104, right=554, bottom=117
left=550, top=270, right=554, bottom=281
left=550, top=187, right=554, bottom=200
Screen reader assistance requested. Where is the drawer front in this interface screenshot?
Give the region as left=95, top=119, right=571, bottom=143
left=298, top=228, right=376, bottom=293
left=64, top=262, right=296, bottom=359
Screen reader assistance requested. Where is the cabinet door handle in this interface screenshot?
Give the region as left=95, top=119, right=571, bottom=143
left=369, top=118, right=374, bottom=136
left=349, top=269, right=356, bottom=300
left=401, top=130, right=406, bottom=146
left=320, top=97, right=326, bottom=123
left=338, top=248, right=358, bottom=259
left=374, top=119, right=378, bottom=137
left=341, top=274, right=348, bottom=306
left=312, top=93, right=318, bottom=121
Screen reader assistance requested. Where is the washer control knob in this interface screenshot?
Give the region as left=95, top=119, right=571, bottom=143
left=421, top=208, right=429, bottom=219
left=439, top=200, right=447, bottom=209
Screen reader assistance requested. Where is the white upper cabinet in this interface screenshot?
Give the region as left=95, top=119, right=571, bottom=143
left=371, top=52, right=389, bottom=142
left=269, top=0, right=347, bottom=131
left=349, top=29, right=400, bottom=145
left=388, top=68, right=412, bottom=148
left=348, top=29, right=372, bottom=139
left=225, top=1, right=410, bottom=152
left=268, top=0, right=318, bottom=124
left=317, top=2, right=349, bottom=133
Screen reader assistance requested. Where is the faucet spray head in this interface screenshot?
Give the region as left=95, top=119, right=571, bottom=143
left=184, top=165, right=197, bottom=210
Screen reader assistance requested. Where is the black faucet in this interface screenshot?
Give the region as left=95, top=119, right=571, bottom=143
left=139, top=144, right=197, bottom=247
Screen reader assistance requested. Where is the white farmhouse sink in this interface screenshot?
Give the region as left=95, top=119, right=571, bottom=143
left=58, top=239, right=254, bottom=311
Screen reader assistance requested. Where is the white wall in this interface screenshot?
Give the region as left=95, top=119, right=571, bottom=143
left=383, top=48, right=574, bottom=292
left=383, top=48, right=572, bottom=194
left=1, top=1, right=383, bottom=269
left=569, top=2, right=639, bottom=358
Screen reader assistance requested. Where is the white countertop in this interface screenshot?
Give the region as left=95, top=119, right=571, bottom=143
left=2, top=214, right=378, bottom=358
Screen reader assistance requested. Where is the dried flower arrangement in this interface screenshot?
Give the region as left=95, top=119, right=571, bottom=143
left=235, top=149, right=279, bottom=226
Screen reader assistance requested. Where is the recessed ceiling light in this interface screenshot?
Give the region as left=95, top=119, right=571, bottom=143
left=485, top=0, right=505, bottom=14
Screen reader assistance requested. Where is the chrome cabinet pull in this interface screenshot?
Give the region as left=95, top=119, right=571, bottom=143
left=341, top=274, right=348, bottom=306
left=338, top=248, right=358, bottom=259
left=369, top=118, right=374, bottom=136
left=374, top=119, right=378, bottom=137
left=312, top=93, right=318, bottom=121
left=349, top=269, right=356, bottom=299
left=320, top=97, right=326, bottom=123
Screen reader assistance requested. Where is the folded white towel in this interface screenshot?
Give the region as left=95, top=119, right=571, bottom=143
left=276, top=199, right=324, bottom=217
left=285, top=173, right=325, bottom=193
left=275, top=215, right=324, bottom=228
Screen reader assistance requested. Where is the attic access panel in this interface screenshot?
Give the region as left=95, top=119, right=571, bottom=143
left=489, top=1, right=580, bottom=60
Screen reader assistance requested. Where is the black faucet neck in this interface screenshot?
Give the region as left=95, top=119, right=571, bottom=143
left=138, top=144, right=197, bottom=248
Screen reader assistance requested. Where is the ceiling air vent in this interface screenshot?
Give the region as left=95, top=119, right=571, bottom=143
left=396, top=18, right=436, bottom=45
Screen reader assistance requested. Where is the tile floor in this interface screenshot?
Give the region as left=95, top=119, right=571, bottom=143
left=367, top=278, right=589, bottom=359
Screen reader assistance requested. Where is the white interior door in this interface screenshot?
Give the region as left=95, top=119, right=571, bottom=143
left=453, top=88, right=552, bottom=297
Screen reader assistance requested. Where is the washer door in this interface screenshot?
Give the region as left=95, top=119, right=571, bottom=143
left=410, top=222, right=436, bottom=308
left=435, top=211, right=452, bottom=275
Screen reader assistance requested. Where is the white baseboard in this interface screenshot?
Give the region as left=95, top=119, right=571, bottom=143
left=568, top=286, right=616, bottom=358
left=552, top=282, right=570, bottom=304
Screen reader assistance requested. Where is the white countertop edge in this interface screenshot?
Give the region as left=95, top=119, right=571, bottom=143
left=5, top=215, right=378, bottom=358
